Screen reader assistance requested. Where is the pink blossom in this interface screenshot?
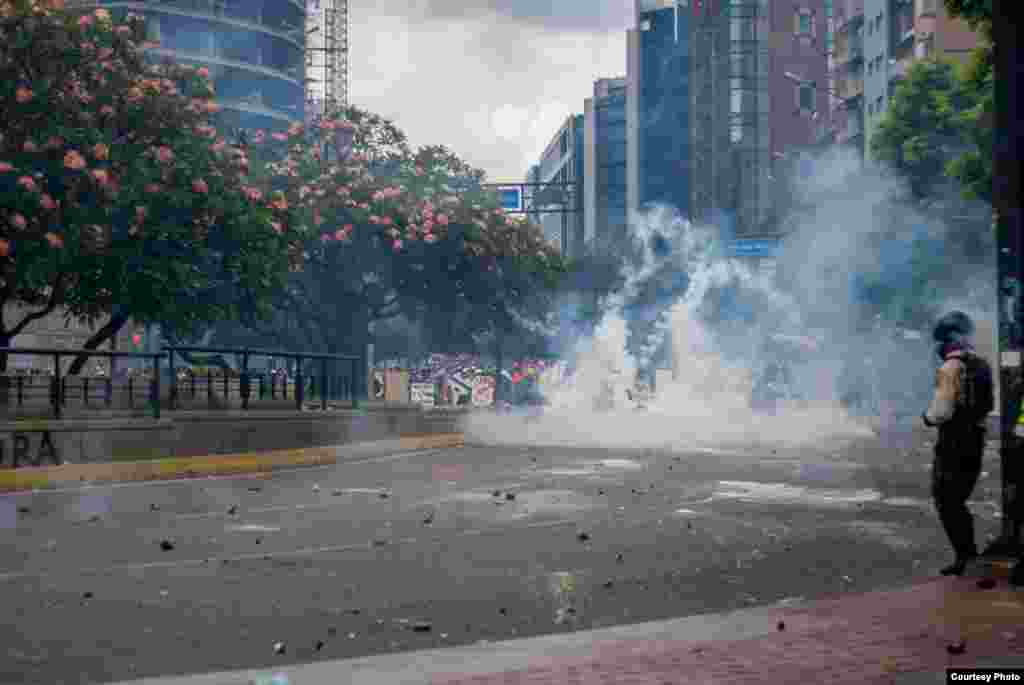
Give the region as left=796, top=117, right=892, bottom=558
left=192, top=179, right=209, bottom=194
left=271, top=132, right=288, bottom=142
left=299, top=186, right=311, bottom=200
left=115, top=25, right=131, bottom=35
left=241, top=186, right=263, bottom=202
left=336, top=187, right=351, bottom=197
left=39, top=194, right=57, bottom=210
left=78, top=14, right=92, bottom=27
left=320, top=234, right=331, bottom=243
left=210, top=140, right=226, bottom=153
left=287, top=122, right=303, bottom=137
left=436, top=214, right=449, bottom=226
left=63, top=150, right=86, bottom=170
left=153, top=146, right=174, bottom=163
left=251, top=130, right=266, bottom=144
left=381, top=216, right=393, bottom=226
left=140, top=41, right=160, bottom=50
left=100, top=105, right=114, bottom=116
left=17, top=176, right=37, bottom=192
left=144, top=183, right=162, bottom=194
left=135, top=206, right=147, bottom=222
left=392, top=240, right=403, bottom=251
left=270, top=221, right=283, bottom=234
left=23, top=140, right=38, bottom=153
left=44, top=137, right=64, bottom=150
left=9, top=213, right=26, bottom=230
left=196, top=67, right=210, bottom=78
left=415, top=165, right=424, bottom=176
left=90, top=169, right=109, bottom=185
left=0, top=162, right=13, bottom=173
left=45, top=232, right=64, bottom=248
left=15, top=87, right=33, bottom=103
left=423, top=234, right=438, bottom=244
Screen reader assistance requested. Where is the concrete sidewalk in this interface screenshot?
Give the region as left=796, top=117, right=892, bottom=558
left=0, top=433, right=464, bottom=492
left=113, top=568, right=1024, bottom=685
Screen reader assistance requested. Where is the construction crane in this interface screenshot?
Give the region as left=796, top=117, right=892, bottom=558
left=305, top=0, right=349, bottom=124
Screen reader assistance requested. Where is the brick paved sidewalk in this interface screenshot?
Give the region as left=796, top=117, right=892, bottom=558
left=430, top=576, right=1024, bottom=685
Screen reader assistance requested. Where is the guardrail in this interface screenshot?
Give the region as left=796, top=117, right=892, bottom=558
left=0, top=345, right=363, bottom=420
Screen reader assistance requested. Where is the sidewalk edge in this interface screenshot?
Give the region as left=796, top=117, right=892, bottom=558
left=0, top=433, right=465, bottom=492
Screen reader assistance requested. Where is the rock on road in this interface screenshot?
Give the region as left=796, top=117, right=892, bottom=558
left=0, top=427, right=1003, bottom=684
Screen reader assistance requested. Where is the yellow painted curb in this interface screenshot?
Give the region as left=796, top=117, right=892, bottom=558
left=0, top=433, right=464, bottom=492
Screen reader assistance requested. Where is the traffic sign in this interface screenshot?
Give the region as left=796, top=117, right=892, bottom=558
left=497, top=187, right=522, bottom=212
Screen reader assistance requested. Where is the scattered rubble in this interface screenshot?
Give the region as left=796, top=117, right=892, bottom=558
left=411, top=621, right=432, bottom=632
left=227, top=505, right=238, bottom=515
left=946, top=640, right=966, bottom=655
left=159, top=540, right=175, bottom=551
left=505, top=492, right=516, bottom=501
left=776, top=621, right=785, bottom=631
left=577, top=532, right=591, bottom=542
left=273, top=641, right=286, bottom=655
left=977, top=578, right=997, bottom=590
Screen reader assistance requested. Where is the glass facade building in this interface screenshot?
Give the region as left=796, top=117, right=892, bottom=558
left=76, top=1, right=307, bottom=132
left=583, top=77, right=628, bottom=253
left=526, top=115, right=585, bottom=259
left=629, top=2, right=692, bottom=220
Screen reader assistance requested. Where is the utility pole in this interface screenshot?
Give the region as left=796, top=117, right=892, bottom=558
left=985, top=0, right=1024, bottom=561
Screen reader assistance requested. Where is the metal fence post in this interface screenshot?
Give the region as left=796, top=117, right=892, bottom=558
left=151, top=353, right=161, bottom=419
left=168, top=349, right=178, bottom=410
left=320, top=358, right=328, bottom=411
left=295, top=356, right=304, bottom=410
left=51, top=353, right=61, bottom=419
left=241, top=352, right=251, bottom=411
left=351, top=357, right=360, bottom=410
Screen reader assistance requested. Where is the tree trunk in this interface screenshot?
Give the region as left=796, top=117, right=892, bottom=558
left=66, top=311, right=130, bottom=376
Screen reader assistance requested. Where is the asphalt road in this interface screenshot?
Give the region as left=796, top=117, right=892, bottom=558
left=0, top=428, right=1005, bottom=685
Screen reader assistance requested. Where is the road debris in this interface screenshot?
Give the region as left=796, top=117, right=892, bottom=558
left=248, top=486, right=262, bottom=493
left=411, top=621, right=432, bottom=632
left=273, top=641, right=286, bottom=655
left=315, top=640, right=325, bottom=651
left=777, top=621, right=785, bottom=631
left=159, top=540, right=175, bottom=551
left=505, top=492, right=516, bottom=501
left=227, top=505, right=238, bottom=515
left=616, top=553, right=624, bottom=563
left=83, top=591, right=94, bottom=599
left=150, top=503, right=160, bottom=511
left=313, top=484, right=320, bottom=493
left=577, top=532, right=591, bottom=542
left=946, top=640, right=966, bottom=655
left=17, top=506, right=29, bottom=514
left=977, top=577, right=997, bottom=590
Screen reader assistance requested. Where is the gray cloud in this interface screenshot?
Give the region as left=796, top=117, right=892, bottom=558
left=408, top=1, right=634, bottom=32
left=348, top=2, right=627, bottom=180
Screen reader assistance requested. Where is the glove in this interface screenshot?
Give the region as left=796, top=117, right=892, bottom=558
left=922, top=412, right=935, bottom=428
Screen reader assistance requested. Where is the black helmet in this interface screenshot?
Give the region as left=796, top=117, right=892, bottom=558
left=933, top=311, right=974, bottom=344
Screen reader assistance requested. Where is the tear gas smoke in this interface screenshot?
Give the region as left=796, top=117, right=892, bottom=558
left=463, top=147, right=995, bottom=451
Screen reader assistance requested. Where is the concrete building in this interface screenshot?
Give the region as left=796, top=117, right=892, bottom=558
left=583, top=77, right=628, bottom=254
left=689, top=0, right=830, bottom=244
left=833, top=0, right=981, bottom=162
left=627, top=0, right=693, bottom=224
left=525, top=114, right=585, bottom=259
left=72, top=0, right=308, bottom=133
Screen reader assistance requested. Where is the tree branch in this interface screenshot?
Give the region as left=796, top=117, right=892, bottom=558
left=7, top=273, right=67, bottom=339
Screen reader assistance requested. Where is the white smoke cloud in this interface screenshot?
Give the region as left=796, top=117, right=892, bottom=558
left=463, top=145, right=995, bottom=452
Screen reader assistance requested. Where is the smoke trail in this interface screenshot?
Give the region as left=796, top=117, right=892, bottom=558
left=463, top=146, right=994, bottom=452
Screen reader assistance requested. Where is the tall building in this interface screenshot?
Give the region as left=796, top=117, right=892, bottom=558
left=832, top=0, right=866, bottom=154
left=689, top=0, right=830, bottom=240
left=305, top=0, right=350, bottom=123
left=583, top=77, right=628, bottom=254
left=835, top=0, right=981, bottom=162
left=525, top=115, right=585, bottom=259
left=627, top=1, right=693, bottom=224
left=72, top=0, right=308, bottom=133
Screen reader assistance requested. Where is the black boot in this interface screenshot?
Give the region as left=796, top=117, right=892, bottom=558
left=940, top=554, right=977, bottom=577
left=1011, top=562, right=1024, bottom=587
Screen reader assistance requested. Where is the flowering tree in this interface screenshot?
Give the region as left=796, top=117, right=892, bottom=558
left=0, top=1, right=304, bottom=373
left=217, top=107, right=565, bottom=364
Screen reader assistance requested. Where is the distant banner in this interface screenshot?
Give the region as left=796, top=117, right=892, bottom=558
left=471, top=376, right=495, bottom=407
left=410, top=383, right=436, bottom=408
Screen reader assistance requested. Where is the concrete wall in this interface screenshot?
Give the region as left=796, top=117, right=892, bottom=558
left=0, top=406, right=468, bottom=468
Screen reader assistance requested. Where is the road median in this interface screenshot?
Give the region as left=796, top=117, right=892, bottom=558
left=0, top=432, right=464, bottom=492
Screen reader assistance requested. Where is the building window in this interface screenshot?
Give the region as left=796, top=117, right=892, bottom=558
left=796, top=10, right=812, bottom=36
left=797, top=82, right=816, bottom=111
left=868, top=102, right=875, bottom=115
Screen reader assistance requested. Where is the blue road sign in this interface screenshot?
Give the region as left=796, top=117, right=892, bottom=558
left=727, top=238, right=778, bottom=258
left=498, top=187, right=522, bottom=212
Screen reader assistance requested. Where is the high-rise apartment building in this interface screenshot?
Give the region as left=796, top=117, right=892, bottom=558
left=72, top=1, right=308, bottom=133
left=583, top=77, right=628, bottom=254
left=627, top=1, right=693, bottom=223
left=833, top=0, right=980, bottom=161
left=525, top=115, right=585, bottom=259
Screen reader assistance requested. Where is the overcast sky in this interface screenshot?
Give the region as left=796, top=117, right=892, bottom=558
left=348, top=1, right=633, bottom=181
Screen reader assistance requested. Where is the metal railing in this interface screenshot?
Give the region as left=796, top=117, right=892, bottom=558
left=0, top=345, right=363, bottom=420
left=0, top=347, right=163, bottom=420
left=165, top=346, right=361, bottom=413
